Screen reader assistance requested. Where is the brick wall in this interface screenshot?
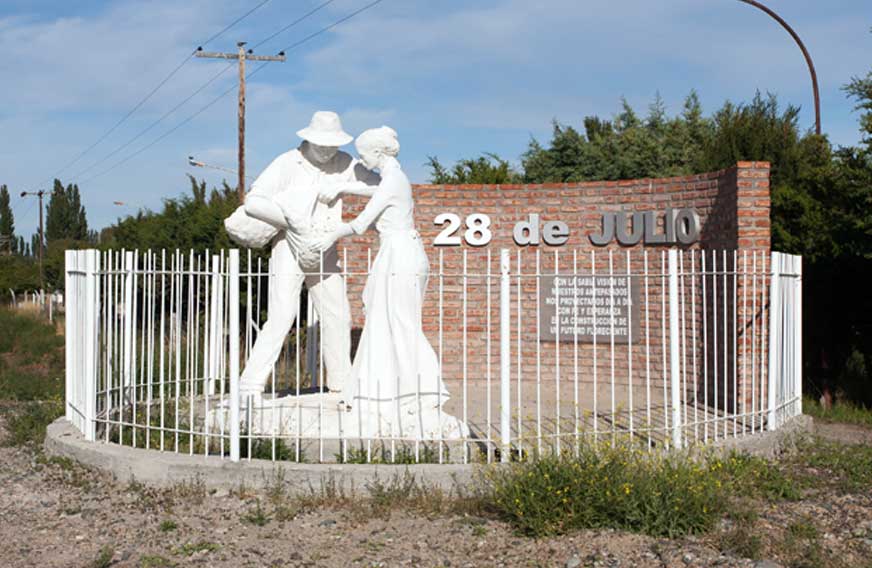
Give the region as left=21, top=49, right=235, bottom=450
left=333, top=162, right=771, bottom=427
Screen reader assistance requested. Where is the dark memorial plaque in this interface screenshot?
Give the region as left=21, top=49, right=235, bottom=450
left=539, top=275, right=640, bottom=343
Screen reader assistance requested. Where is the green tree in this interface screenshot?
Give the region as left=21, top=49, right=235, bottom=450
left=0, top=184, right=15, bottom=254
left=45, top=179, right=88, bottom=242
left=521, top=92, right=712, bottom=183
left=427, top=153, right=522, bottom=184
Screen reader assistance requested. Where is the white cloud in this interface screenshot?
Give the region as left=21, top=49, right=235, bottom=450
left=0, top=1, right=244, bottom=113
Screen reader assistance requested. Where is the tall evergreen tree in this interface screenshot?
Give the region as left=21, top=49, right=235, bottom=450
left=30, top=233, right=41, bottom=258
left=45, top=179, right=88, bottom=242
left=0, top=184, right=15, bottom=253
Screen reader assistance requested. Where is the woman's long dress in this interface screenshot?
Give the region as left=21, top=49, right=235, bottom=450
left=342, top=160, right=466, bottom=440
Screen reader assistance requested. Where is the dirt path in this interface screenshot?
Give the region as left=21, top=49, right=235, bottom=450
left=1, top=414, right=871, bottom=567
left=814, top=421, right=872, bottom=446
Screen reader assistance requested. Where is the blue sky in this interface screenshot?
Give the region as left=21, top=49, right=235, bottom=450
left=1, top=0, right=870, bottom=234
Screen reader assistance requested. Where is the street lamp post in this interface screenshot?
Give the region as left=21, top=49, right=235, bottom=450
left=20, top=190, right=45, bottom=289
left=736, top=0, right=822, bottom=135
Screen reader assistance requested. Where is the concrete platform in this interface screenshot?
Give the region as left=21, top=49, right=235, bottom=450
left=44, top=415, right=813, bottom=493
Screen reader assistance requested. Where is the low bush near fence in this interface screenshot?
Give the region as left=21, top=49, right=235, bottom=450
left=484, top=441, right=804, bottom=538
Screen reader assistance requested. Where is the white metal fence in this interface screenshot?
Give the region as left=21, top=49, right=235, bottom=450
left=63, top=248, right=802, bottom=463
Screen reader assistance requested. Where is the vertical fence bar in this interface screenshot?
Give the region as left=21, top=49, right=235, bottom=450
left=608, top=251, right=615, bottom=441
left=626, top=250, right=633, bottom=440
left=794, top=256, right=803, bottom=417
left=516, top=250, right=523, bottom=453
left=229, top=250, right=240, bottom=462
left=64, top=251, right=75, bottom=423
left=678, top=251, right=686, bottom=437
left=643, top=250, right=651, bottom=448
left=701, top=252, right=709, bottom=442
left=767, top=252, right=781, bottom=431
left=690, top=251, right=698, bottom=443
left=722, top=250, right=728, bottom=439
left=462, top=249, right=468, bottom=462
left=122, top=251, right=134, bottom=444
left=573, top=249, right=580, bottom=453
left=486, top=249, right=493, bottom=461
left=741, top=251, right=748, bottom=434
left=554, top=249, right=561, bottom=454
left=88, top=250, right=100, bottom=442
left=500, top=249, right=511, bottom=463
left=667, top=250, right=682, bottom=449
left=750, top=252, right=758, bottom=433
left=732, top=250, right=738, bottom=437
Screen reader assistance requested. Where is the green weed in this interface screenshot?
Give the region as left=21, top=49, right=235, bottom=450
left=90, top=545, right=114, bottom=568
left=241, top=500, right=270, bottom=526
left=173, top=541, right=219, bottom=557
left=803, top=396, right=872, bottom=426
left=721, top=452, right=801, bottom=501
left=139, top=555, right=176, bottom=568
left=719, top=524, right=763, bottom=560
left=486, top=442, right=729, bottom=537
left=795, top=438, right=872, bottom=493
left=2, top=400, right=64, bottom=446
left=0, top=308, right=64, bottom=401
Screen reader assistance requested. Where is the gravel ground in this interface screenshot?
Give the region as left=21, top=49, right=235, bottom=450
left=1, top=416, right=870, bottom=568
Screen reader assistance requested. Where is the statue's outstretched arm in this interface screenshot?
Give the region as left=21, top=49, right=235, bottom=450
left=244, top=194, right=291, bottom=230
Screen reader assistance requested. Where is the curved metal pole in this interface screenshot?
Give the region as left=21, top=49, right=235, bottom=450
left=737, top=0, right=821, bottom=134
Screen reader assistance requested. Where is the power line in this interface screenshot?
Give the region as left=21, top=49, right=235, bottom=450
left=275, top=0, right=384, bottom=54
left=79, top=66, right=265, bottom=185
left=200, top=0, right=273, bottom=47
left=76, top=0, right=386, bottom=186
left=67, top=0, right=340, bottom=184
left=31, top=0, right=273, bottom=187
left=251, top=0, right=336, bottom=49
left=69, top=62, right=236, bottom=180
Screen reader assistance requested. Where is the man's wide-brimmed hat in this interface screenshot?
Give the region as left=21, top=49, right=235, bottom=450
left=296, top=111, right=353, bottom=147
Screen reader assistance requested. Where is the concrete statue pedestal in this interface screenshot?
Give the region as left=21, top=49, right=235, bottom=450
left=209, top=392, right=469, bottom=441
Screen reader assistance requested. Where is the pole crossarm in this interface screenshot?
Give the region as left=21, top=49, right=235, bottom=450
left=195, top=51, right=286, bottom=62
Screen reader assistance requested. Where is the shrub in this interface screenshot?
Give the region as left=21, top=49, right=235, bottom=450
left=486, top=442, right=728, bottom=537
left=721, top=452, right=801, bottom=501
left=2, top=400, right=64, bottom=446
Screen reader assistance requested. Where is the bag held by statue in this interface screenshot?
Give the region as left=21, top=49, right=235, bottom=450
left=224, top=206, right=278, bottom=249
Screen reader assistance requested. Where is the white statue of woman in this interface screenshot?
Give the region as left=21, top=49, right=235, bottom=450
left=311, top=126, right=465, bottom=439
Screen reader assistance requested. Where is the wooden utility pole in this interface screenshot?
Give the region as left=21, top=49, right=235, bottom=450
left=195, top=43, right=286, bottom=202
left=20, top=190, right=45, bottom=288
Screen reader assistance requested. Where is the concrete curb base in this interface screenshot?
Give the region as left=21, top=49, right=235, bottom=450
left=44, top=419, right=477, bottom=493
left=44, top=415, right=814, bottom=493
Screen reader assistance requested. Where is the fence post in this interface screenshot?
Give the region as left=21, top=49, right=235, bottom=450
left=208, top=254, right=221, bottom=396
left=499, top=249, right=511, bottom=462
left=667, top=250, right=682, bottom=449
left=83, top=250, right=98, bottom=441
left=123, top=251, right=134, bottom=394
left=794, top=255, right=803, bottom=418
left=767, top=252, right=782, bottom=431
left=229, top=250, right=241, bottom=462
left=64, top=251, right=75, bottom=423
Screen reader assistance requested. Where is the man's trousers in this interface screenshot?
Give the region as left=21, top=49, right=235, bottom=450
left=239, top=238, right=352, bottom=395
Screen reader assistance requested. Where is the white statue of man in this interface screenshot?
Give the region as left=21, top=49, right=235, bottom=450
left=238, top=111, right=378, bottom=398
